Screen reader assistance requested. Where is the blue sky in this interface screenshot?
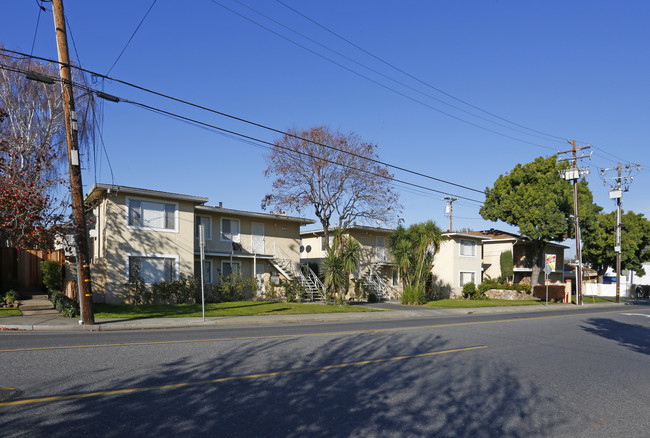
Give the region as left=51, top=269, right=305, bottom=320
left=5, top=1, right=649, bottom=251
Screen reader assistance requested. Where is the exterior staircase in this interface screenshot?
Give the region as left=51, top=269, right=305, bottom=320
left=270, top=258, right=326, bottom=302
left=365, top=262, right=388, bottom=300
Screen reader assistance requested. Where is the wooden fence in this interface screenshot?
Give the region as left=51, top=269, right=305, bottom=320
left=0, top=248, right=65, bottom=292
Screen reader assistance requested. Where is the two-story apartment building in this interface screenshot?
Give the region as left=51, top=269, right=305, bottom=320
left=300, top=225, right=402, bottom=300
left=84, top=184, right=314, bottom=304
left=466, top=229, right=566, bottom=285
left=432, top=232, right=491, bottom=297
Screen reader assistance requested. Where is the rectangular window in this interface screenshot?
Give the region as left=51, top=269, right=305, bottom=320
left=221, top=261, right=241, bottom=279
left=459, top=271, right=476, bottom=287
left=392, top=269, right=400, bottom=286
left=194, top=259, right=212, bottom=283
left=220, top=218, right=240, bottom=243
left=460, top=239, right=477, bottom=257
left=127, top=199, right=177, bottom=231
left=195, top=216, right=212, bottom=240
left=128, top=255, right=176, bottom=284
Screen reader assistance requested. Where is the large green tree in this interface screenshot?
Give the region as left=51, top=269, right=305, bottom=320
left=582, top=210, right=650, bottom=281
left=480, top=155, right=600, bottom=286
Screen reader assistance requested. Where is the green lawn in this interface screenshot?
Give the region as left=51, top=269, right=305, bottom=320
left=0, top=308, right=22, bottom=316
left=94, top=301, right=378, bottom=319
left=425, top=299, right=548, bottom=308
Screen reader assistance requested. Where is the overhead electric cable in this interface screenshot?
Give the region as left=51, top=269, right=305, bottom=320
left=106, top=0, right=158, bottom=75
left=3, top=60, right=600, bottom=227
left=275, top=0, right=566, bottom=143
left=231, top=0, right=557, bottom=143
left=209, top=0, right=558, bottom=152
left=0, top=48, right=488, bottom=195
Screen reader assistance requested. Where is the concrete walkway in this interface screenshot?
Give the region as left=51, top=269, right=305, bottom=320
left=1, top=295, right=637, bottom=332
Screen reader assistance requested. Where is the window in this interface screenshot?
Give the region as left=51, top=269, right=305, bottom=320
left=194, top=259, right=212, bottom=283
left=459, top=271, right=476, bottom=287
left=195, top=216, right=212, bottom=240
left=128, top=255, right=177, bottom=284
left=220, top=218, right=240, bottom=242
left=127, top=199, right=177, bottom=231
left=221, top=261, right=241, bottom=279
left=460, top=239, right=477, bottom=257
left=392, top=269, right=400, bottom=286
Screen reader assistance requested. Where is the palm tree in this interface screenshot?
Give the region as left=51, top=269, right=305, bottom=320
left=321, top=228, right=362, bottom=303
left=388, top=221, right=445, bottom=303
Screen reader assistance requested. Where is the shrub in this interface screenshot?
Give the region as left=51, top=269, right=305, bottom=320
left=126, top=268, right=150, bottom=305
left=401, top=285, right=425, bottom=305
left=41, top=260, right=62, bottom=295
left=205, top=275, right=259, bottom=303
left=151, top=275, right=198, bottom=304
left=4, top=290, right=20, bottom=303
left=367, top=292, right=378, bottom=303
left=51, top=293, right=80, bottom=318
left=283, top=280, right=304, bottom=303
left=462, top=282, right=476, bottom=299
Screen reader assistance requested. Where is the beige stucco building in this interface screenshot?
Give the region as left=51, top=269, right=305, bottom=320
left=432, top=232, right=490, bottom=298
left=300, top=225, right=403, bottom=300
left=85, top=184, right=314, bottom=304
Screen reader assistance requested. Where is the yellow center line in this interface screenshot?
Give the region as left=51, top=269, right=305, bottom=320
left=0, top=308, right=629, bottom=353
left=0, top=345, right=487, bottom=407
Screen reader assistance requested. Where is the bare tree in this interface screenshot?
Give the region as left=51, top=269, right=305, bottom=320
left=262, top=126, right=401, bottom=248
left=0, top=49, right=95, bottom=248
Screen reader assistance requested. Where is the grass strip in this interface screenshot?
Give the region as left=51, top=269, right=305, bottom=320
left=94, top=301, right=377, bottom=319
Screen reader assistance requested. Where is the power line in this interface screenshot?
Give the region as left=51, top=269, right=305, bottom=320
left=0, top=48, right=488, bottom=196
left=209, top=0, right=558, bottom=152
left=230, top=0, right=559, bottom=144
left=274, top=0, right=567, bottom=143
left=0, top=53, right=630, bottom=229
left=105, top=0, right=158, bottom=75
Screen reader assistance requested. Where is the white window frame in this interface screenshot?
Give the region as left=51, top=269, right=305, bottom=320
left=195, top=215, right=212, bottom=240
left=459, top=271, right=477, bottom=287
left=195, top=259, right=213, bottom=284
left=221, top=261, right=241, bottom=279
left=126, top=253, right=179, bottom=284
left=459, top=239, right=477, bottom=257
left=220, top=217, right=241, bottom=243
left=126, top=197, right=179, bottom=233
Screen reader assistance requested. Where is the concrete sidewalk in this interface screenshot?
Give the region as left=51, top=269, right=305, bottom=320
left=0, top=295, right=633, bottom=332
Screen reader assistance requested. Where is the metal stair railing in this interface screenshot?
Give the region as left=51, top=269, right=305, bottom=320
left=298, top=264, right=326, bottom=302
left=365, top=265, right=388, bottom=300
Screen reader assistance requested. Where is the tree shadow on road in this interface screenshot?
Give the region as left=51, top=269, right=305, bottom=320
left=581, top=317, right=650, bottom=356
left=1, top=331, right=567, bottom=437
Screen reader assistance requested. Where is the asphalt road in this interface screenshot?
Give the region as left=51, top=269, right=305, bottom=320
left=1, top=305, right=649, bottom=437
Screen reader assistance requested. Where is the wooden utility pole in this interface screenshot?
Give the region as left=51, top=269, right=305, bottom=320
left=52, top=0, right=94, bottom=324
left=443, top=196, right=457, bottom=232
left=558, top=139, right=590, bottom=306
left=615, top=163, right=622, bottom=303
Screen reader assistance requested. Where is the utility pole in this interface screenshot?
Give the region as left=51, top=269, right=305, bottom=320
left=52, top=0, right=94, bottom=324
left=443, top=196, right=457, bottom=232
left=602, top=162, right=640, bottom=303
left=558, top=140, right=590, bottom=306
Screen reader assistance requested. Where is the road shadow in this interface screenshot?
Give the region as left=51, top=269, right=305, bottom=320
left=581, top=317, right=650, bottom=356
left=1, top=331, right=566, bottom=437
